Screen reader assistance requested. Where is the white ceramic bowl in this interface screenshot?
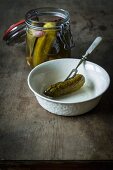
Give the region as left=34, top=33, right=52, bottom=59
left=28, top=58, right=110, bottom=116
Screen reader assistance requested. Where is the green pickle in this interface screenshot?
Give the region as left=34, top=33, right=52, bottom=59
left=26, top=29, right=37, bottom=66
left=44, top=74, right=85, bottom=98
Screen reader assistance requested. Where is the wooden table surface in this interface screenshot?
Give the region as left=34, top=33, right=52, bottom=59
left=0, top=0, right=113, bottom=160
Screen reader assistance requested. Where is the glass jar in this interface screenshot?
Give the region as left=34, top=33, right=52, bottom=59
left=25, top=7, right=74, bottom=68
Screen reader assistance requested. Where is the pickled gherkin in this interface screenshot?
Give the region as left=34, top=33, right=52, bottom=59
left=26, top=29, right=37, bottom=66
left=44, top=74, right=85, bottom=97
left=32, top=22, right=57, bottom=67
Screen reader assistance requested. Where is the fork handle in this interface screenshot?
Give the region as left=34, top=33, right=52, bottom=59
left=76, top=37, right=102, bottom=70
left=85, top=36, right=102, bottom=55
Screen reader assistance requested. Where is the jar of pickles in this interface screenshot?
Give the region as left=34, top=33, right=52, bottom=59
left=25, top=7, right=75, bottom=68
left=3, top=7, right=75, bottom=68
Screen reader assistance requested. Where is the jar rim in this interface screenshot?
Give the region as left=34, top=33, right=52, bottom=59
left=25, top=7, right=70, bottom=30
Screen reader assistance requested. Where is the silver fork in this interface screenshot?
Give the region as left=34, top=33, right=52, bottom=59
left=65, top=36, right=102, bottom=81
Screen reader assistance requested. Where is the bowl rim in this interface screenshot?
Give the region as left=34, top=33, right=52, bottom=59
left=27, top=58, right=110, bottom=104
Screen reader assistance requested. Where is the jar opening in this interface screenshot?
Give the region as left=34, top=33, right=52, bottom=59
left=25, top=7, right=70, bottom=30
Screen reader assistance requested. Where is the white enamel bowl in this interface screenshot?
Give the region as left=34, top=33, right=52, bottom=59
left=28, top=58, right=110, bottom=116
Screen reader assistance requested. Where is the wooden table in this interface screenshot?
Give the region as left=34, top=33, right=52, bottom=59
left=0, top=0, right=113, bottom=163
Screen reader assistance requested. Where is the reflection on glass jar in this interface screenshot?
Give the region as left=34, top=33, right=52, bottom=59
left=25, top=7, right=75, bottom=68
